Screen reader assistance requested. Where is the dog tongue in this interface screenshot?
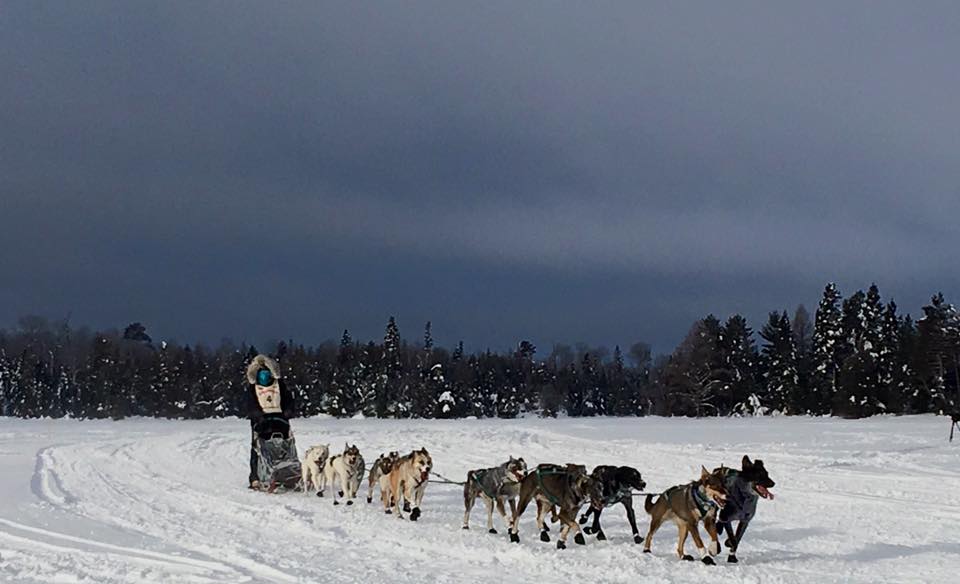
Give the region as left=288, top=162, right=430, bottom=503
left=757, top=485, right=774, bottom=500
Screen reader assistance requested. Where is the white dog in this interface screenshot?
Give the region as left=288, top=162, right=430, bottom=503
left=301, top=444, right=330, bottom=495
left=323, top=443, right=364, bottom=505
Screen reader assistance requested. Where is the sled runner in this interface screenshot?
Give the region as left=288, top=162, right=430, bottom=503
left=254, top=417, right=302, bottom=492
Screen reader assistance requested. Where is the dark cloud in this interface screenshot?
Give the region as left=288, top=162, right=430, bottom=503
left=3, top=1, right=959, bottom=352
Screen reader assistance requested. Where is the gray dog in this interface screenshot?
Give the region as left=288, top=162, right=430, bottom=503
left=462, top=457, right=528, bottom=533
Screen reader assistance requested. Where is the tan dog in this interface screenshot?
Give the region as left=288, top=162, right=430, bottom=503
left=643, top=466, right=728, bottom=565
left=301, top=444, right=330, bottom=495
left=385, top=448, right=432, bottom=520
left=367, top=451, right=400, bottom=505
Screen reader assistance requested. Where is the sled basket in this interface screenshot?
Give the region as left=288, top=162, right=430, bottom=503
left=254, top=419, right=301, bottom=490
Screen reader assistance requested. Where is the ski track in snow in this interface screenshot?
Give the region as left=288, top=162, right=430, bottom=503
left=0, top=416, right=958, bottom=583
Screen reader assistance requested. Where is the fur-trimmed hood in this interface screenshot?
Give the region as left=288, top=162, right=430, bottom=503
left=245, top=354, right=282, bottom=385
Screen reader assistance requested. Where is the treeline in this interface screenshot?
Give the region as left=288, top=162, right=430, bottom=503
left=0, top=283, right=957, bottom=420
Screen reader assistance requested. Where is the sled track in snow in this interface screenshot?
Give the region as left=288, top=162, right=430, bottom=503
left=1, top=416, right=959, bottom=583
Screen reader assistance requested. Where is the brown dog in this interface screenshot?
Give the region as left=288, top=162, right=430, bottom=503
left=643, top=466, right=728, bottom=565
left=508, top=463, right=602, bottom=549
left=367, top=451, right=400, bottom=505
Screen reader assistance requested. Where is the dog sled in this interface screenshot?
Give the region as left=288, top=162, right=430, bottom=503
left=254, top=416, right=302, bottom=492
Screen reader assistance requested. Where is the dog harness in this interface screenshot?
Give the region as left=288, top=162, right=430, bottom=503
left=691, top=483, right=718, bottom=516
left=534, top=467, right=569, bottom=507
left=470, top=469, right=498, bottom=499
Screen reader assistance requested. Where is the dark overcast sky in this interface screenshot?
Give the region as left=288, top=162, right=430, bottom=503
left=2, top=1, right=959, bottom=353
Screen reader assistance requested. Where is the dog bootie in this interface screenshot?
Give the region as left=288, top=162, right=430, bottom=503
left=539, top=531, right=550, bottom=542
left=574, top=533, right=586, bottom=545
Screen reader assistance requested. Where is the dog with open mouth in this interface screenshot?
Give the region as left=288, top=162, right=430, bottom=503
left=462, top=456, right=528, bottom=534
left=385, top=448, right=433, bottom=520
left=714, top=455, right=776, bottom=563
left=643, top=466, right=728, bottom=564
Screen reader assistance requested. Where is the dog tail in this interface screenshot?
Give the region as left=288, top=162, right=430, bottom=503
left=644, top=493, right=656, bottom=514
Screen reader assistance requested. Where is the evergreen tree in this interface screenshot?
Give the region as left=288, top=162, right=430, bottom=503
left=811, top=283, right=843, bottom=414
left=722, top=315, right=760, bottom=415
left=759, top=311, right=799, bottom=413
left=917, top=293, right=960, bottom=411
left=836, top=290, right=881, bottom=417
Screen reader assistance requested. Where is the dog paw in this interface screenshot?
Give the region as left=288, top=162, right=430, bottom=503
left=579, top=515, right=588, bottom=525
left=410, top=507, right=421, bottom=521
left=583, top=526, right=594, bottom=535
left=682, top=554, right=695, bottom=562
left=574, top=533, right=586, bottom=545
left=634, top=535, right=644, bottom=544
left=366, top=497, right=372, bottom=503
left=333, top=501, right=340, bottom=506
left=385, top=509, right=392, bottom=515
left=702, top=556, right=716, bottom=566
left=556, top=540, right=566, bottom=550
left=543, top=524, right=550, bottom=532
left=488, top=528, right=497, bottom=534
left=317, top=492, right=324, bottom=498
left=724, top=537, right=733, bottom=549
left=539, top=531, right=550, bottom=543
left=403, top=502, right=411, bottom=513
left=510, top=532, right=520, bottom=543
left=643, top=549, right=652, bottom=554
left=727, top=554, right=739, bottom=564
left=595, top=530, right=606, bottom=541
left=346, top=500, right=353, bottom=506
left=338, top=491, right=344, bottom=497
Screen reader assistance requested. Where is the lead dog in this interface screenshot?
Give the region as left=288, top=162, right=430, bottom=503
left=385, top=448, right=433, bottom=520
left=715, top=455, right=775, bottom=563
left=322, top=443, right=364, bottom=505
left=462, top=456, right=528, bottom=533
left=508, top=463, right=602, bottom=549
left=301, top=444, right=330, bottom=494
left=578, top=465, right=647, bottom=543
left=367, top=451, right=400, bottom=505
left=643, top=466, right=728, bottom=564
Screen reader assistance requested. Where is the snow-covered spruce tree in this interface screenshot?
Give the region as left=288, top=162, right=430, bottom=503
left=358, top=341, right=380, bottom=417
left=579, top=353, right=601, bottom=417
left=662, top=316, right=727, bottom=416
left=836, top=289, right=881, bottom=417
left=326, top=330, right=356, bottom=417
left=759, top=311, right=799, bottom=414
left=791, top=305, right=814, bottom=410
left=515, top=340, right=537, bottom=414
left=607, top=346, right=631, bottom=415
left=877, top=300, right=911, bottom=413
left=916, top=293, right=960, bottom=411
left=378, top=317, right=405, bottom=417
left=811, top=283, right=843, bottom=414
left=722, top=314, right=760, bottom=415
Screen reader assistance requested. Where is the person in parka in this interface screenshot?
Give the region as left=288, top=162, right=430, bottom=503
left=245, top=354, right=296, bottom=488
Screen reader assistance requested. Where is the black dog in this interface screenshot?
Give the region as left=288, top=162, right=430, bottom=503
left=715, top=456, right=775, bottom=563
left=577, top=465, right=647, bottom=543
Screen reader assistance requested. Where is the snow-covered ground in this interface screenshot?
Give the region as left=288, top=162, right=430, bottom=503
left=0, top=415, right=957, bottom=583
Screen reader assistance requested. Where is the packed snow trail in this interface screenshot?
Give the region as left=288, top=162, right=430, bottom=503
left=0, top=416, right=958, bottom=583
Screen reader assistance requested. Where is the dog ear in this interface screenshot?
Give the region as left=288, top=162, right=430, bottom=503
left=742, top=455, right=753, bottom=469
left=701, top=466, right=710, bottom=480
